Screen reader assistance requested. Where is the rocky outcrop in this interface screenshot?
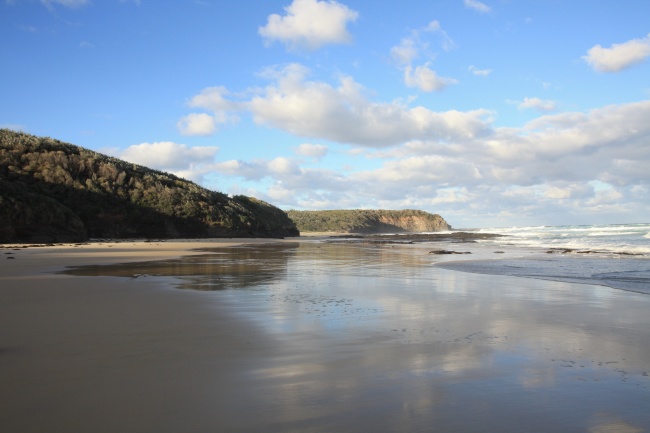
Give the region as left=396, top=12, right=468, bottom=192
left=287, top=209, right=451, bottom=234
left=377, top=213, right=450, bottom=233
left=0, top=129, right=299, bottom=243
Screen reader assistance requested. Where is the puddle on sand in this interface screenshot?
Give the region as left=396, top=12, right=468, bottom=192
left=60, top=241, right=432, bottom=291
left=60, top=242, right=301, bottom=291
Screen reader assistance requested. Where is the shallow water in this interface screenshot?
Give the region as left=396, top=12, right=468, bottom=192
left=438, top=253, right=650, bottom=295
left=63, top=241, right=650, bottom=432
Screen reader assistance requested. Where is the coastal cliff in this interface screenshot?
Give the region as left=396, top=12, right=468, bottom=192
left=287, top=209, right=451, bottom=234
left=0, top=129, right=299, bottom=243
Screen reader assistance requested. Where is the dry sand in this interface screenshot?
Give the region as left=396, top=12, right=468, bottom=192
left=1, top=240, right=649, bottom=433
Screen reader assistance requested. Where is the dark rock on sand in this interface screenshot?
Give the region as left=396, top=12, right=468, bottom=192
left=328, top=232, right=503, bottom=245
left=428, top=249, right=472, bottom=255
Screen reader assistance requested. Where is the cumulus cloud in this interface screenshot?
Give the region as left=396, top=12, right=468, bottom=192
left=177, top=86, right=239, bottom=135
left=464, top=0, right=491, bottom=13
left=187, top=86, right=237, bottom=112
left=213, top=157, right=302, bottom=181
left=211, top=99, right=650, bottom=225
left=295, top=143, right=328, bottom=158
left=404, top=65, right=458, bottom=92
left=184, top=63, right=489, bottom=146
left=268, top=157, right=301, bottom=176
left=583, top=33, right=650, bottom=72
left=517, top=97, right=557, bottom=112
left=177, top=113, right=218, bottom=136
left=249, top=64, right=486, bottom=145
left=259, top=0, right=359, bottom=51
left=391, top=37, right=419, bottom=65
left=119, top=142, right=219, bottom=182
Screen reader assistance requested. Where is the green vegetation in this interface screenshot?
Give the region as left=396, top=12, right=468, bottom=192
left=0, top=129, right=299, bottom=242
left=286, top=209, right=450, bottom=234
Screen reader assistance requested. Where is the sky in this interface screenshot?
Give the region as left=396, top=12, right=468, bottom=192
left=2, top=0, right=650, bottom=228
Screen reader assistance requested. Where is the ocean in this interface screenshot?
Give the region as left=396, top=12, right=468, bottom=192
left=475, top=223, right=650, bottom=256
left=436, top=223, right=650, bottom=295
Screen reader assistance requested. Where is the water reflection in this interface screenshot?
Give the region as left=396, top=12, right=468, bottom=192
left=61, top=241, right=650, bottom=432
left=62, top=242, right=301, bottom=291
left=62, top=242, right=431, bottom=291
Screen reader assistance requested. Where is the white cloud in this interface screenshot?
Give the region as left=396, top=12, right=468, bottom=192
left=424, top=20, right=456, bottom=52
left=247, top=64, right=488, bottom=146
left=295, top=143, right=328, bottom=158
left=391, top=20, right=455, bottom=66
left=119, top=142, right=219, bottom=182
left=268, top=157, right=301, bottom=176
left=211, top=99, right=650, bottom=225
left=390, top=21, right=458, bottom=92
left=391, top=38, right=419, bottom=65
left=583, top=33, right=650, bottom=72
left=517, top=97, right=557, bottom=112
left=177, top=113, right=218, bottom=136
left=587, top=186, right=623, bottom=206
left=404, top=65, right=458, bottom=92
left=187, top=86, right=237, bottom=112
left=183, top=63, right=488, bottom=147
left=544, top=186, right=572, bottom=199
left=258, top=0, right=359, bottom=51
left=464, top=0, right=491, bottom=13
left=213, top=158, right=302, bottom=181
left=177, top=86, right=239, bottom=135
left=468, top=65, right=492, bottom=76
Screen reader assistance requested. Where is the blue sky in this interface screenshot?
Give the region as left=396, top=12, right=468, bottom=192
left=2, top=0, right=650, bottom=228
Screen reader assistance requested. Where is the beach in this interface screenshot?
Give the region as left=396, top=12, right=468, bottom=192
left=1, top=238, right=649, bottom=432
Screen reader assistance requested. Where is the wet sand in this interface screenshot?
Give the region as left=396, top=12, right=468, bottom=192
left=1, top=240, right=649, bottom=432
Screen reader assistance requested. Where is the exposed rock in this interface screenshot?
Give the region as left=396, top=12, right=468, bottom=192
left=327, top=232, right=503, bottom=245
left=428, top=249, right=472, bottom=255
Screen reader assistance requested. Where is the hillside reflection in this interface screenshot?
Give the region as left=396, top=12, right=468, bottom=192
left=62, top=242, right=432, bottom=291
left=62, top=242, right=301, bottom=291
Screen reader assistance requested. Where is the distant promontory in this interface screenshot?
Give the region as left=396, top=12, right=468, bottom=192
left=286, top=209, right=451, bottom=234
left=0, top=129, right=299, bottom=243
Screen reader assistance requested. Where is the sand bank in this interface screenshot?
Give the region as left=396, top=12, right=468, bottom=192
left=1, top=240, right=649, bottom=433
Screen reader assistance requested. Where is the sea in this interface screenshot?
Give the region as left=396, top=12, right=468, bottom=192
left=435, top=223, right=650, bottom=295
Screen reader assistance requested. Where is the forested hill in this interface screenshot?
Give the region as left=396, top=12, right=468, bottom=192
left=0, top=129, right=299, bottom=243
left=286, top=209, right=451, bottom=234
